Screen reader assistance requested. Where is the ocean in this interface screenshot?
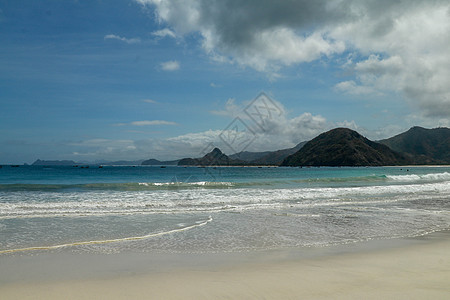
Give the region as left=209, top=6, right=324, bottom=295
left=0, top=165, right=449, bottom=255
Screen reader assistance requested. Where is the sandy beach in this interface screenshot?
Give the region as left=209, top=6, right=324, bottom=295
left=1, top=232, right=449, bottom=300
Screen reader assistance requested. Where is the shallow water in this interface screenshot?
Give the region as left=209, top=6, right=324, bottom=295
left=0, top=165, right=449, bottom=254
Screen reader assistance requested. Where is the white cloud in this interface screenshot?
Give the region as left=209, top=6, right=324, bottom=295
left=70, top=139, right=134, bottom=147
left=160, top=60, right=180, bottom=71
left=104, top=34, right=141, bottom=44
left=152, top=28, right=176, bottom=39
left=332, top=4, right=450, bottom=118
left=208, top=96, right=335, bottom=152
left=210, top=98, right=241, bottom=117
left=334, top=80, right=377, bottom=96
left=131, top=120, right=178, bottom=126
left=155, top=105, right=348, bottom=156
left=137, top=0, right=450, bottom=118
left=142, top=99, right=158, bottom=104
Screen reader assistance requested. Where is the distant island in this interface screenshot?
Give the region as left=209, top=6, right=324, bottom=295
left=31, top=159, right=145, bottom=166
left=178, top=148, right=246, bottom=166
left=30, top=126, right=449, bottom=167
left=32, top=159, right=79, bottom=166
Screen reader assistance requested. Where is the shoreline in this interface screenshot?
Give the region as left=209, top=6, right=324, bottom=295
left=1, top=231, right=449, bottom=299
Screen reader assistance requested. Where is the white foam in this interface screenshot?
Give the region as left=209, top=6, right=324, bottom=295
left=1, top=181, right=449, bottom=219
left=0, top=216, right=213, bottom=254
left=140, top=181, right=233, bottom=187
left=387, top=172, right=450, bottom=182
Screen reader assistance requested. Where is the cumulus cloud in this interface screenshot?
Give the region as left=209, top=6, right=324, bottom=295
left=160, top=60, right=180, bottom=71
left=137, top=0, right=450, bottom=118
left=104, top=34, right=141, bottom=44
left=207, top=96, right=346, bottom=153
left=332, top=3, right=450, bottom=118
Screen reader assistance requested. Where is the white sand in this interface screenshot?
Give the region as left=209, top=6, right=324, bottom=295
left=1, top=237, right=449, bottom=299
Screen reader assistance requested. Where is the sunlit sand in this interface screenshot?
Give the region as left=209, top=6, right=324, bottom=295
left=1, top=232, right=449, bottom=299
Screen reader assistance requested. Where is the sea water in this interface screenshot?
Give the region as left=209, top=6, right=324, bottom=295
left=0, top=165, right=449, bottom=255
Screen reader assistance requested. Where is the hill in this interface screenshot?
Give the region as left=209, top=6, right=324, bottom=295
left=252, top=141, right=307, bottom=165
left=229, top=141, right=307, bottom=165
left=228, top=150, right=273, bottom=162
left=378, top=126, right=450, bottom=164
left=178, top=148, right=245, bottom=166
left=281, top=128, right=411, bottom=166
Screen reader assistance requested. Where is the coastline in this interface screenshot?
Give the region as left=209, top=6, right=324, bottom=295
left=1, top=231, right=449, bottom=299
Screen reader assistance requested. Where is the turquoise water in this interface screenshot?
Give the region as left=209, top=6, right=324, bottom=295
left=0, top=165, right=449, bottom=254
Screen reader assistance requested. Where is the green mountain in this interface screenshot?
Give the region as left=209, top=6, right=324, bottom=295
left=378, top=126, right=450, bottom=164
left=281, top=128, right=411, bottom=166
left=178, top=148, right=245, bottom=166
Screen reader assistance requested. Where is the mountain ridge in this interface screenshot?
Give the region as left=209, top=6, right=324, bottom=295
left=28, top=126, right=449, bottom=166
left=229, top=141, right=307, bottom=165
left=281, top=128, right=412, bottom=166
left=378, top=126, right=450, bottom=164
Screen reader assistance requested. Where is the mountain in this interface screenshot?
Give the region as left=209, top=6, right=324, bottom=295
left=378, top=126, right=450, bottom=164
left=229, top=150, right=273, bottom=162
left=141, top=158, right=179, bottom=165
left=178, top=148, right=245, bottom=166
left=252, top=141, right=307, bottom=165
left=229, top=141, right=307, bottom=165
left=32, top=159, right=78, bottom=166
left=281, top=128, right=411, bottom=166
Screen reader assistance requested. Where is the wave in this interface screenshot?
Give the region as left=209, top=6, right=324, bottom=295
left=0, top=216, right=212, bottom=255
left=294, top=174, right=388, bottom=183
left=0, top=181, right=239, bottom=192
left=296, top=172, right=450, bottom=184
left=1, top=171, right=449, bottom=192
left=387, top=172, right=450, bottom=182
left=1, top=181, right=449, bottom=219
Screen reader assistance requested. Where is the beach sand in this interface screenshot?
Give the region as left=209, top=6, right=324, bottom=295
left=1, top=233, right=449, bottom=299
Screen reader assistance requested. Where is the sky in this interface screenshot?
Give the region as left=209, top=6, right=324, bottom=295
left=1, top=0, right=449, bottom=164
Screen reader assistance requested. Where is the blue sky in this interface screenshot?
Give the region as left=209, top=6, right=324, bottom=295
left=1, top=0, right=449, bottom=164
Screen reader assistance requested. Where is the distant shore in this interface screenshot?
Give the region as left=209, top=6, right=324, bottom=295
left=1, top=231, right=449, bottom=299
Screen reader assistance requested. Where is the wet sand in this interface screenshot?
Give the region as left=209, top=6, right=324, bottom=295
left=1, top=233, right=449, bottom=299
